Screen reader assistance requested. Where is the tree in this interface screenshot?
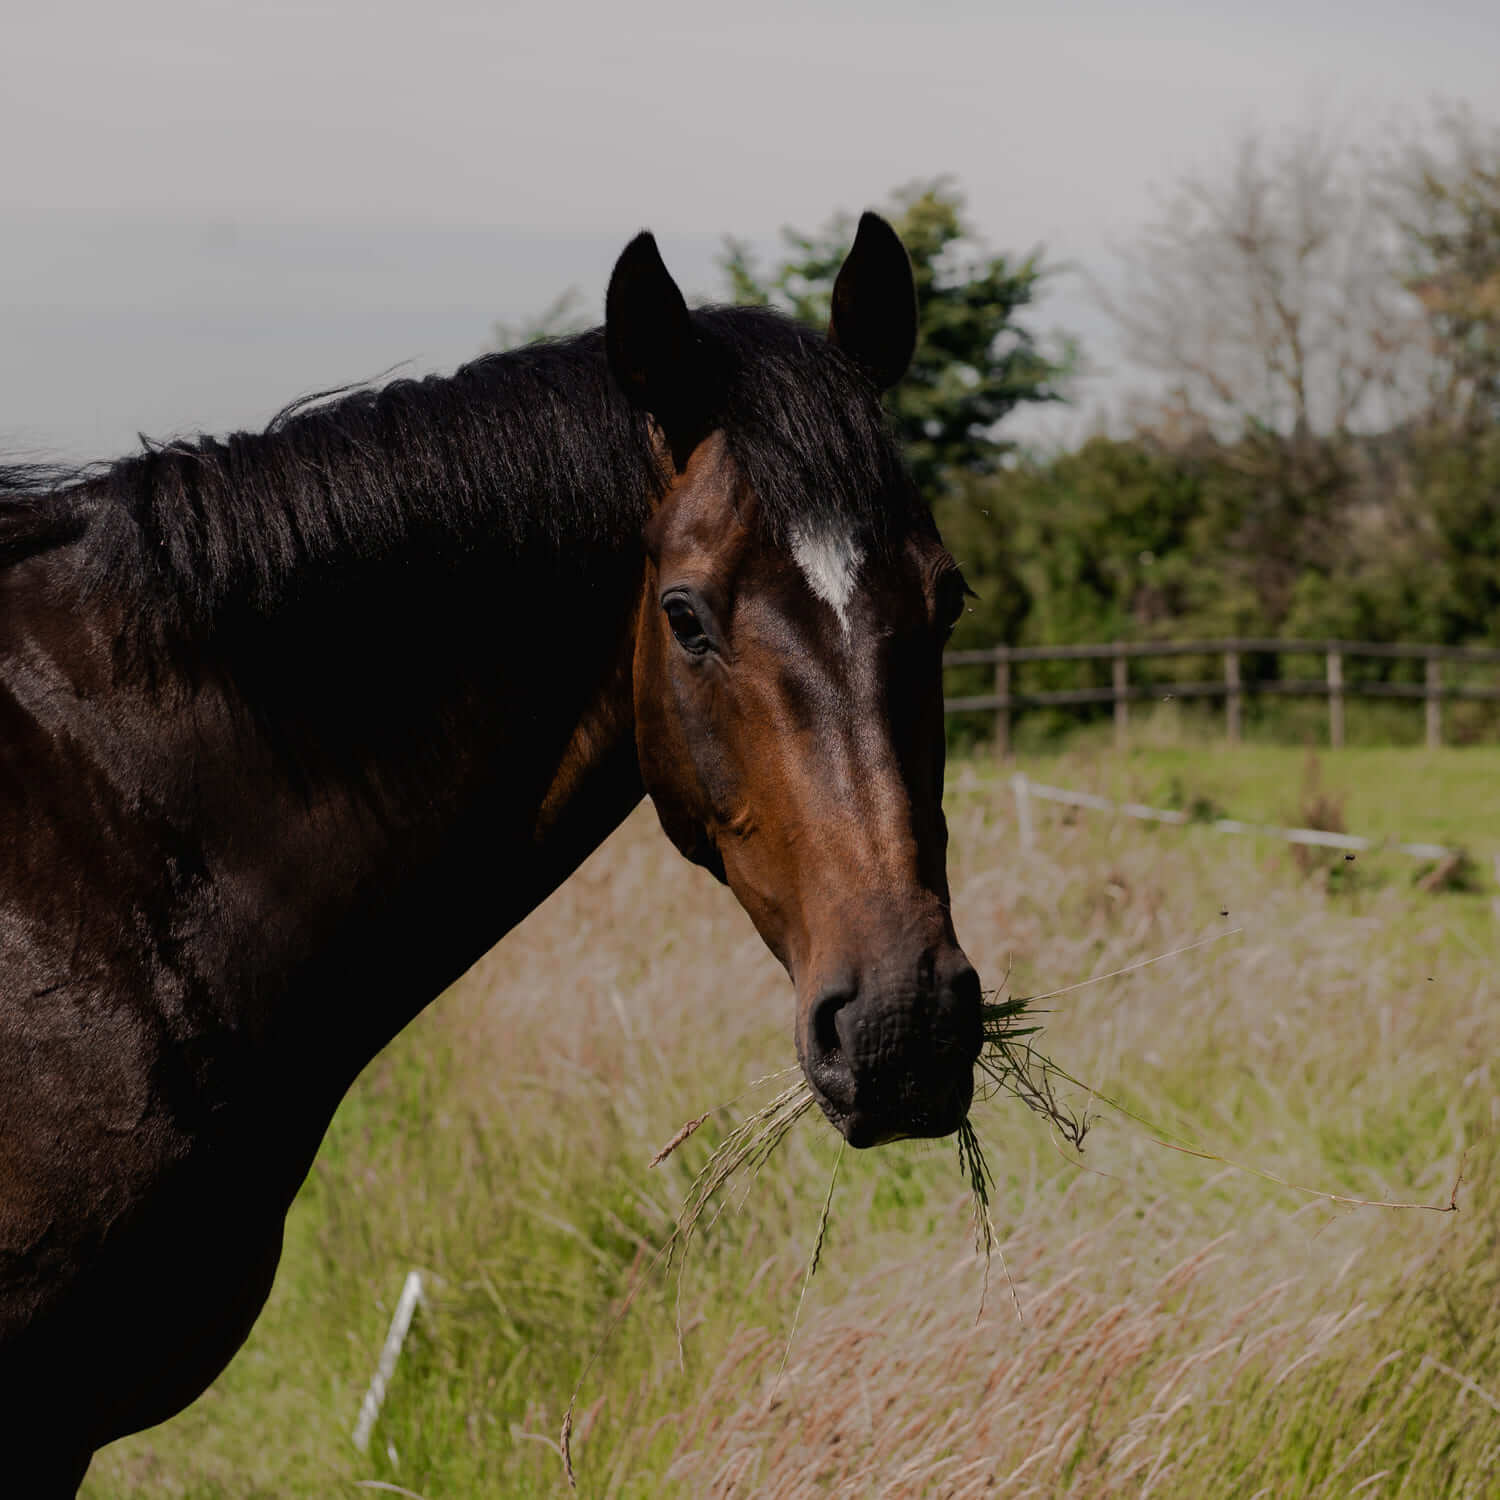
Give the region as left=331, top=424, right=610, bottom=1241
left=1387, top=105, right=1500, bottom=429
left=1105, top=128, right=1430, bottom=444
left=721, top=179, right=1073, bottom=497
left=1093, top=128, right=1448, bottom=633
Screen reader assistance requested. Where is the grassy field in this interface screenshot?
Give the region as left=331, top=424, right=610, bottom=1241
left=84, top=748, right=1500, bottom=1498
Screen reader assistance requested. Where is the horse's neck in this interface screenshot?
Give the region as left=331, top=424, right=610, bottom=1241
left=246, top=550, right=653, bottom=1077
left=17, top=522, right=650, bottom=1105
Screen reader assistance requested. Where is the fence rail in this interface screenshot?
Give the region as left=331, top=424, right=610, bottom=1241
left=942, top=638, right=1500, bottom=751
left=1009, top=774, right=1455, bottom=861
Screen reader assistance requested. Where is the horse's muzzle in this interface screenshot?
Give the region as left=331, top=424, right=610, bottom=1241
left=797, top=950, right=982, bottom=1148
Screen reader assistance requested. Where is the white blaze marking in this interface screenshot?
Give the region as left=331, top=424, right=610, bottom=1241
left=791, top=525, right=863, bottom=633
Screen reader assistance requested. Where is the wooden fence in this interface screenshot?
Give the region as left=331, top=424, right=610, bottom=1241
left=1009, top=773, right=1455, bottom=862
left=943, top=639, right=1500, bottom=752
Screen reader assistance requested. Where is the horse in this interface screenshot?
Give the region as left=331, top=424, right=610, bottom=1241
left=0, top=211, right=982, bottom=1494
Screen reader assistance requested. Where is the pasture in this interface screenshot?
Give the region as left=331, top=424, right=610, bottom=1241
left=86, top=747, right=1500, bottom=1498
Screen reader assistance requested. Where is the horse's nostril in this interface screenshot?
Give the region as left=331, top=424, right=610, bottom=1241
left=945, top=961, right=984, bottom=1056
left=951, top=962, right=981, bottom=1011
left=811, top=987, right=852, bottom=1061
left=804, top=987, right=858, bottom=1120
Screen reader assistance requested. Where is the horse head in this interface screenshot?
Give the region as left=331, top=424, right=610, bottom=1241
left=608, top=215, right=982, bottom=1148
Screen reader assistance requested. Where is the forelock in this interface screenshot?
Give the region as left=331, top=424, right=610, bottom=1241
left=694, top=305, right=919, bottom=553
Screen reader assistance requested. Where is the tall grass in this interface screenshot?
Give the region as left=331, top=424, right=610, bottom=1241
left=86, top=752, right=1499, bottom=1498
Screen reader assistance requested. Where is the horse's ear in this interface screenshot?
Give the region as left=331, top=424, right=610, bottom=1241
left=828, top=211, right=918, bottom=392
left=605, top=231, right=703, bottom=440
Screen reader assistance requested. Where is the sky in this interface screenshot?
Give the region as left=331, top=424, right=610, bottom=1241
left=4, top=0, right=1496, bottom=461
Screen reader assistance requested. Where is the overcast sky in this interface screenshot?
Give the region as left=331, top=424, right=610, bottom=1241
left=4, top=0, right=1496, bottom=461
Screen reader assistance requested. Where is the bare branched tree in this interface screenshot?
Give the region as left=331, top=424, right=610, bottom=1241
left=1382, top=104, right=1500, bottom=429
left=1103, top=128, right=1430, bottom=444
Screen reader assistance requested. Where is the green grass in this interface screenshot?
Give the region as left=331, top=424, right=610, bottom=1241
left=84, top=750, right=1500, bottom=1498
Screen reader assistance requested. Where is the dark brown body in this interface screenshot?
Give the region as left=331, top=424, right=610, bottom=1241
left=0, top=214, right=980, bottom=1492
left=1, top=522, right=651, bottom=1490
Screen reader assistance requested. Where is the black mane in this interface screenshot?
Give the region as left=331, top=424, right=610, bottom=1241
left=3, top=306, right=913, bottom=639
left=0, top=465, right=91, bottom=566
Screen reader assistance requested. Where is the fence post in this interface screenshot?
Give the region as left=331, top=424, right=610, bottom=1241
left=1112, top=644, right=1128, bottom=752
left=1426, top=655, right=1442, bottom=748
left=1011, top=772, right=1034, bottom=851
left=1327, top=648, right=1344, bottom=750
left=993, top=648, right=1010, bottom=759
left=1225, top=649, right=1241, bottom=744
left=353, top=1269, right=425, bottom=1453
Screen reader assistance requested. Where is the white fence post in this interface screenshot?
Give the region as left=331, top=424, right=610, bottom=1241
left=1327, top=649, right=1344, bottom=750
left=1225, top=650, right=1241, bottom=744
left=1011, top=772, right=1034, bottom=851
left=993, top=648, right=1011, bottom=759
left=353, top=1270, right=426, bottom=1453
left=1112, top=645, right=1129, bottom=751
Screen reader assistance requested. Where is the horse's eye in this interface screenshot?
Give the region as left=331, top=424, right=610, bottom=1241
left=664, top=596, right=711, bottom=655
left=937, top=573, right=968, bottom=638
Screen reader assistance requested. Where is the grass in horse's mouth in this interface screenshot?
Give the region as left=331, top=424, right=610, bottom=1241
left=644, top=986, right=1089, bottom=1319
left=976, top=991, right=1089, bottom=1151
left=956, top=989, right=1087, bottom=1271
left=656, top=1071, right=817, bottom=1254
left=645, top=936, right=1254, bottom=1328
